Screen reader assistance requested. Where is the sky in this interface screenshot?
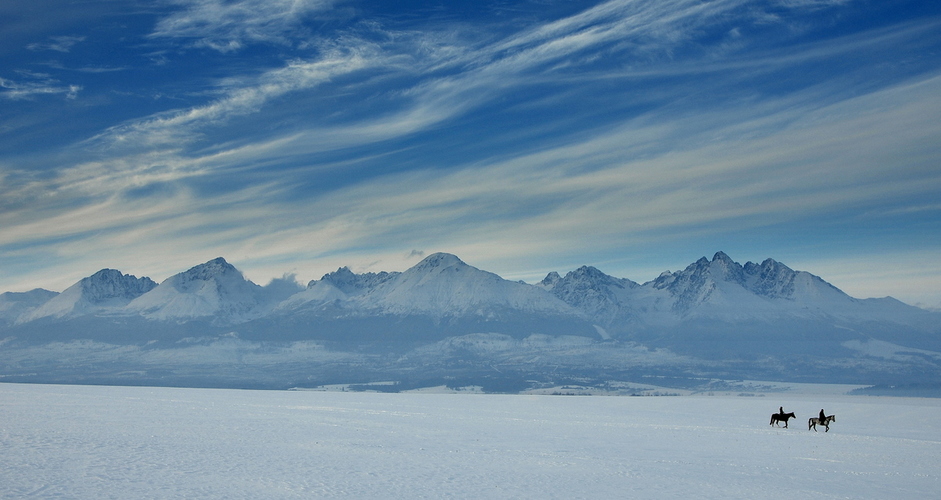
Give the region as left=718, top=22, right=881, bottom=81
left=1, top=0, right=940, bottom=309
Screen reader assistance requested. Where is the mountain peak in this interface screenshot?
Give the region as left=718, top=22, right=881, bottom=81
left=416, top=253, right=465, bottom=269
left=399, top=253, right=471, bottom=281
left=364, top=252, right=575, bottom=318
left=179, top=257, right=238, bottom=283
left=321, top=266, right=356, bottom=285
left=80, top=269, right=158, bottom=303
left=174, top=257, right=252, bottom=288
left=539, top=265, right=637, bottom=326
left=124, top=257, right=266, bottom=323
left=566, top=266, right=637, bottom=289
left=712, top=251, right=733, bottom=263
left=17, top=269, right=157, bottom=322
left=539, top=271, right=562, bottom=288
left=572, top=265, right=606, bottom=278
left=708, top=251, right=745, bottom=284
left=318, top=266, right=398, bottom=295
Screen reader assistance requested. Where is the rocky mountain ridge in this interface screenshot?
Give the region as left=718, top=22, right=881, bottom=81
left=2, top=251, right=933, bottom=332
left=2, top=251, right=939, bottom=391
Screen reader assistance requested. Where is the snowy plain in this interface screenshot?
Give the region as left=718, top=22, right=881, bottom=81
left=2, top=383, right=940, bottom=499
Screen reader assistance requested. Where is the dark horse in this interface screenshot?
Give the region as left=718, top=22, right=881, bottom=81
left=770, top=411, right=796, bottom=428
left=808, top=414, right=836, bottom=432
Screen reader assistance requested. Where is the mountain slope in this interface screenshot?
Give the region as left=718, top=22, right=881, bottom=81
left=0, top=289, right=58, bottom=325
left=264, top=253, right=597, bottom=342
left=537, top=266, right=639, bottom=326
left=19, top=270, right=156, bottom=322
left=126, top=257, right=268, bottom=323
left=277, top=267, right=399, bottom=312
left=359, top=253, right=581, bottom=318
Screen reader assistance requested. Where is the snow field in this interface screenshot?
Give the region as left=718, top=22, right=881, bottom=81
left=1, top=383, right=940, bottom=499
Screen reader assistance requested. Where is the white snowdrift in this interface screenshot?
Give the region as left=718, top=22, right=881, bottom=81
left=1, top=383, right=939, bottom=499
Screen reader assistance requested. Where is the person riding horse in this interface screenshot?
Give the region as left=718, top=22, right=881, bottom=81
left=809, top=409, right=835, bottom=431
left=771, top=407, right=796, bottom=427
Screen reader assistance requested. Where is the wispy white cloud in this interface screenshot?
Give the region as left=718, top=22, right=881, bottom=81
left=0, top=75, right=80, bottom=100
left=35, top=65, right=926, bottom=290
left=26, top=35, right=86, bottom=53
left=2, top=0, right=940, bottom=306
left=774, top=0, right=851, bottom=9
left=244, top=71, right=941, bottom=282
left=85, top=48, right=378, bottom=153
left=151, top=0, right=338, bottom=52
left=72, top=0, right=886, bottom=180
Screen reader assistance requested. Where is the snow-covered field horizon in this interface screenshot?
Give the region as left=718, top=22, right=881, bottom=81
left=3, top=383, right=940, bottom=499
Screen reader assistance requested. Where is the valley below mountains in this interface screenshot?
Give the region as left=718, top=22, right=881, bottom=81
left=2, top=252, right=940, bottom=395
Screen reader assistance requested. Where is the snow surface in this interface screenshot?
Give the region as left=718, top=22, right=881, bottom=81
left=2, top=383, right=940, bottom=499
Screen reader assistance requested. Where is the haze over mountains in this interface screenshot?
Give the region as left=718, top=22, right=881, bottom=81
left=1, top=252, right=939, bottom=393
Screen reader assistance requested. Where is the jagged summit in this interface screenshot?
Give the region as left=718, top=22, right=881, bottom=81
left=317, top=266, right=398, bottom=294
left=537, top=265, right=639, bottom=325
left=537, top=265, right=638, bottom=299
left=19, top=269, right=156, bottom=322
left=409, top=252, right=467, bottom=273
left=126, top=257, right=264, bottom=322
left=80, top=269, right=158, bottom=301
left=319, top=266, right=357, bottom=289
left=712, top=251, right=733, bottom=263
left=539, top=271, right=562, bottom=288
left=177, top=257, right=239, bottom=286
left=574, top=265, right=638, bottom=288
left=708, top=251, right=746, bottom=283
left=744, top=258, right=799, bottom=299
left=645, top=252, right=859, bottom=316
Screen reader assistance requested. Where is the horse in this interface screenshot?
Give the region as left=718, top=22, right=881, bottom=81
left=770, top=411, right=796, bottom=428
left=808, top=414, right=836, bottom=432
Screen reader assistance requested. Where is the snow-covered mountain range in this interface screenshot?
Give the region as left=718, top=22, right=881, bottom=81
left=538, top=251, right=935, bottom=330
left=3, top=251, right=936, bottom=337
left=2, top=252, right=939, bottom=390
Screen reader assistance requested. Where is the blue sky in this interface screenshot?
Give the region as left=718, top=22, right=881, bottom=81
left=1, top=0, right=940, bottom=308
